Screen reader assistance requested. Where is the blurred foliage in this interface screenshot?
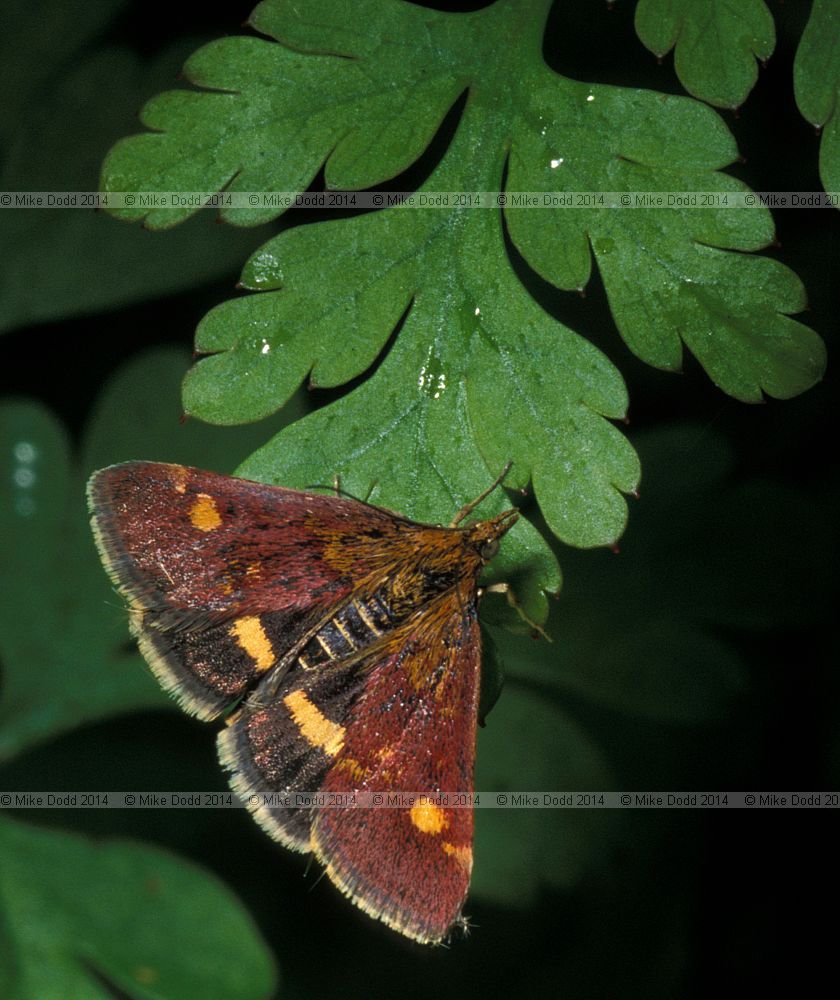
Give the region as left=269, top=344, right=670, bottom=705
left=0, top=815, right=276, bottom=1000
left=499, top=425, right=833, bottom=722
left=0, top=2, right=272, bottom=332
left=1, top=1, right=838, bottom=998
left=0, top=349, right=302, bottom=764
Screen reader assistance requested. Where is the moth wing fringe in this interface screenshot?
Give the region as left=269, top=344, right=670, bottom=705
left=130, top=612, right=232, bottom=722
left=217, top=720, right=311, bottom=853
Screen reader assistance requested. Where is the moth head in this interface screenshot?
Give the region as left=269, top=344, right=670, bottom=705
left=468, top=508, right=519, bottom=563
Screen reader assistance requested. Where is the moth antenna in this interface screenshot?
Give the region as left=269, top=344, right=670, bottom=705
left=306, top=481, right=418, bottom=525
left=306, top=482, right=365, bottom=503
left=451, top=461, right=514, bottom=526
left=362, top=479, right=378, bottom=503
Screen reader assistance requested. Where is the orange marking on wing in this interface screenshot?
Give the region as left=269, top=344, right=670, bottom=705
left=189, top=493, right=222, bottom=532
left=442, top=841, right=472, bottom=871
left=409, top=801, right=449, bottom=835
left=284, top=690, right=345, bottom=757
left=229, top=616, right=274, bottom=672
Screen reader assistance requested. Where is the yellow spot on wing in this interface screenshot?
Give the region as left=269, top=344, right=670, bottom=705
left=229, top=616, right=274, bottom=672
left=410, top=801, right=449, bottom=835
left=189, top=493, right=222, bottom=532
left=284, top=690, right=345, bottom=757
left=442, top=841, right=473, bottom=870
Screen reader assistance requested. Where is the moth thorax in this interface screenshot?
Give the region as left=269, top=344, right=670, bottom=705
left=384, top=560, right=462, bottom=618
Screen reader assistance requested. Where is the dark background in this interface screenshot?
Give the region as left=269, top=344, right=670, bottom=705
left=1, top=1, right=837, bottom=996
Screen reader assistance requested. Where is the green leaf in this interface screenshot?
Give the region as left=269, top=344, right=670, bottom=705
left=224, top=102, right=643, bottom=612
left=101, top=0, right=824, bottom=402
left=0, top=348, right=302, bottom=763
left=794, top=0, right=840, bottom=201
left=106, top=0, right=821, bottom=401
left=101, top=0, right=472, bottom=229
left=0, top=816, right=276, bottom=1000
left=634, top=0, right=775, bottom=109
left=472, top=685, right=617, bottom=904
left=505, top=106, right=822, bottom=402
left=100, top=0, right=823, bottom=604
left=232, top=249, right=571, bottom=625
left=0, top=37, right=272, bottom=333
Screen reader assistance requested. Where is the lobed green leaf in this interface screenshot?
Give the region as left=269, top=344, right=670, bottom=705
left=794, top=0, right=840, bottom=201
left=634, top=0, right=775, bottom=108
left=100, top=0, right=824, bottom=606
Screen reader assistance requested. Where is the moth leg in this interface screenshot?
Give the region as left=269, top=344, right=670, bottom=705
left=332, top=474, right=342, bottom=497
left=481, top=582, right=551, bottom=641
left=244, top=658, right=295, bottom=705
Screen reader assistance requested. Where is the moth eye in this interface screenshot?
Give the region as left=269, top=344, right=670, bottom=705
left=479, top=538, right=499, bottom=561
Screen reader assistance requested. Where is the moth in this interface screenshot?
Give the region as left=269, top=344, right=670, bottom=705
left=87, top=461, right=518, bottom=944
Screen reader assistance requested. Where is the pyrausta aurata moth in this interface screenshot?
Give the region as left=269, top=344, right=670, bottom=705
left=87, top=461, right=518, bottom=944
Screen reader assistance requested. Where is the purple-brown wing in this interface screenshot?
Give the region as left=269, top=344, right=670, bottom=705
left=314, top=592, right=481, bottom=944
left=87, top=461, right=404, bottom=719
